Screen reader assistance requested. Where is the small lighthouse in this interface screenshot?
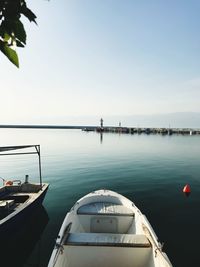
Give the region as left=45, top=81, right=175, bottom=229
left=100, top=118, right=103, bottom=129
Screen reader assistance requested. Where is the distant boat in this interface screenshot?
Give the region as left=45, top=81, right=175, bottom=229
left=48, top=189, right=172, bottom=267
left=0, top=145, right=49, bottom=234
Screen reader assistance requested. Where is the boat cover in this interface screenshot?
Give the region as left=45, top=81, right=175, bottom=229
left=77, top=202, right=134, bottom=216
left=65, top=233, right=151, bottom=247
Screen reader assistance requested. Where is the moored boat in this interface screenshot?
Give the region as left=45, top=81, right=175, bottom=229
left=0, top=145, right=49, bottom=234
left=48, top=189, right=172, bottom=267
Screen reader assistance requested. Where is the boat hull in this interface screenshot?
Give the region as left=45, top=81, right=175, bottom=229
left=0, top=183, right=49, bottom=236
left=48, top=189, right=173, bottom=267
left=0, top=205, right=49, bottom=267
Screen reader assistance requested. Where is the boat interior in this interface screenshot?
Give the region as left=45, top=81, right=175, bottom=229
left=56, top=202, right=155, bottom=267
left=0, top=183, right=42, bottom=220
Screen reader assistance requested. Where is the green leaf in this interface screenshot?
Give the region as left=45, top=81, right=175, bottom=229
left=21, top=6, right=37, bottom=24
left=0, top=24, right=7, bottom=37
left=13, top=20, right=26, bottom=44
left=0, top=21, right=13, bottom=37
left=3, top=33, right=11, bottom=42
left=0, top=40, right=19, bottom=67
left=16, top=39, right=25, bottom=47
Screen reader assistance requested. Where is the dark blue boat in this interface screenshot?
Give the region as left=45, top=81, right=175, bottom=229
left=0, top=145, right=49, bottom=235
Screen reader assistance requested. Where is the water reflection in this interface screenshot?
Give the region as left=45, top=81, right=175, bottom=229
left=100, top=132, right=103, bottom=144
left=0, top=129, right=200, bottom=267
left=0, top=206, right=49, bottom=267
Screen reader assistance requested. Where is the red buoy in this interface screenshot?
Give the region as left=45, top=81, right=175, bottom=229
left=183, top=184, right=191, bottom=196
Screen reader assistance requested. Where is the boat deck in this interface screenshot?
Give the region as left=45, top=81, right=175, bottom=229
left=55, top=204, right=154, bottom=267
left=0, top=185, right=40, bottom=220
left=56, top=240, right=153, bottom=267
left=65, top=233, right=151, bottom=247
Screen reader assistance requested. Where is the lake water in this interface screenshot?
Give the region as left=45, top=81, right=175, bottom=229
left=0, top=128, right=200, bottom=267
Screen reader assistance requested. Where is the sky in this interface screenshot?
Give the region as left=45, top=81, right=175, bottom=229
left=1, top=0, right=200, bottom=126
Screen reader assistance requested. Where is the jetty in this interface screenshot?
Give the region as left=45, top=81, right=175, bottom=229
left=84, top=126, right=200, bottom=135
left=82, top=118, right=200, bottom=135
left=0, top=124, right=200, bottom=135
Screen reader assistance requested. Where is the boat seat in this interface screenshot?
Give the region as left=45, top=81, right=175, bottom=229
left=65, top=233, right=151, bottom=247
left=77, top=202, right=134, bottom=217
left=0, top=200, right=15, bottom=209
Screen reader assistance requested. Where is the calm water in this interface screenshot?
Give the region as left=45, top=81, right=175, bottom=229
left=0, top=129, right=200, bottom=267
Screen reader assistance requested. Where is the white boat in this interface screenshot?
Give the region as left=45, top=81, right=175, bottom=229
left=48, top=189, right=173, bottom=267
left=0, top=145, right=49, bottom=235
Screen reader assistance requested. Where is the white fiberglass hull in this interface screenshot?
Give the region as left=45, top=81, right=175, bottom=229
left=48, top=189, right=173, bottom=267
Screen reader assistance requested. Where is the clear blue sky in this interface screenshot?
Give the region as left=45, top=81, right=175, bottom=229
left=1, top=0, right=200, bottom=125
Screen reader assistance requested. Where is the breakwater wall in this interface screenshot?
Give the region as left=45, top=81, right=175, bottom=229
left=84, top=127, right=200, bottom=135
left=0, top=125, right=200, bottom=135
left=0, top=125, right=89, bottom=130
